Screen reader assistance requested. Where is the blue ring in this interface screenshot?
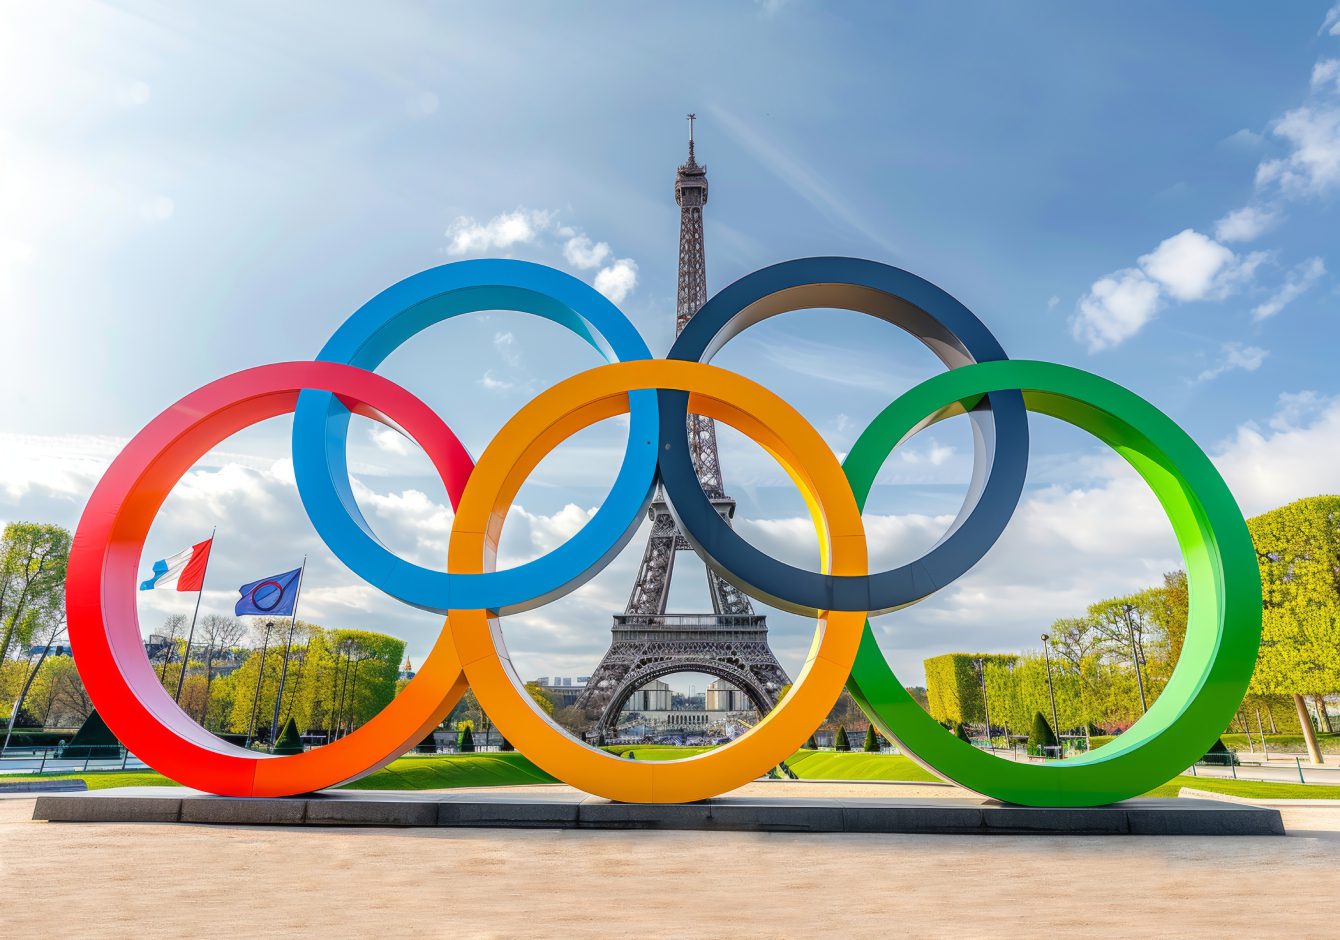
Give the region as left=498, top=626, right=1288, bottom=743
left=292, top=259, right=658, bottom=615
left=661, top=256, right=1030, bottom=616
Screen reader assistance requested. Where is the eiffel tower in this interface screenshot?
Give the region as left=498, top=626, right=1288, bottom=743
left=575, top=116, right=791, bottom=738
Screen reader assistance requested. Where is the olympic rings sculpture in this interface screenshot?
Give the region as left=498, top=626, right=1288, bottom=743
left=66, top=258, right=1262, bottom=806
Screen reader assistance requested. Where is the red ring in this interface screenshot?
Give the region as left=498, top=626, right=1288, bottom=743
left=66, top=362, right=474, bottom=796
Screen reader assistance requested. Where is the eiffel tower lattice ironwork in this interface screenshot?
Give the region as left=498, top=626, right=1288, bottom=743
left=575, top=117, right=791, bottom=738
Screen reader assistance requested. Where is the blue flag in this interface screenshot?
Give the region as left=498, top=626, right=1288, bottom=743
left=235, top=567, right=303, bottom=617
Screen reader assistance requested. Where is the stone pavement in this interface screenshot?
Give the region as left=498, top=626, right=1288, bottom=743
left=3, top=781, right=1338, bottom=939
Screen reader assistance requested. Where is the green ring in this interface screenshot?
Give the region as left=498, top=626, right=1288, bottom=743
left=843, top=360, right=1262, bottom=806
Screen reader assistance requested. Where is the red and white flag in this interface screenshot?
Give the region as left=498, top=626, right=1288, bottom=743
left=139, top=538, right=213, bottom=592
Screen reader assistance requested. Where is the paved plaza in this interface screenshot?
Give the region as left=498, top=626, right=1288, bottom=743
left=3, top=782, right=1338, bottom=938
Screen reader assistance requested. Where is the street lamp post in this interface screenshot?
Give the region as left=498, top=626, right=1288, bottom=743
left=1121, top=604, right=1149, bottom=713
left=973, top=657, right=993, bottom=752
left=1040, top=633, right=1061, bottom=759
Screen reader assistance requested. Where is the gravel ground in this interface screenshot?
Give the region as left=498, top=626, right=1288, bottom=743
left=2, top=782, right=1337, bottom=939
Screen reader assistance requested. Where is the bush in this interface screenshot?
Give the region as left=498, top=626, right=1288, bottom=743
left=1028, top=711, right=1057, bottom=756
left=64, top=709, right=121, bottom=760
left=457, top=725, right=475, bottom=753
left=805, top=734, right=818, bottom=750
left=272, top=717, right=304, bottom=755
left=834, top=725, right=851, bottom=752
left=953, top=722, right=970, bottom=743
left=863, top=725, right=879, bottom=752
left=417, top=729, right=439, bottom=754
left=1204, top=737, right=1239, bottom=766
left=500, top=737, right=514, bottom=752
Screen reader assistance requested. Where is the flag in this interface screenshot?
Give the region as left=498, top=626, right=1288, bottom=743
left=235, top=567, right=303, bottom=617
left=139, top=538, right=213, bottom=592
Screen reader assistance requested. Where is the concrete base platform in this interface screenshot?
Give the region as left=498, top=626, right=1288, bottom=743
left=31, top=786, right=1285, bottom=835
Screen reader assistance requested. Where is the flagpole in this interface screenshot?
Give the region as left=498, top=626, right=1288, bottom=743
left=173, top=527, right=215, bottom=704
left=268, top=557, right=307, bottom=752
left=244, top=620, right=273, bottom=749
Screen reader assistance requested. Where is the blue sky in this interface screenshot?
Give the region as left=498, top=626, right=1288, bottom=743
left=3, top=2, right=1339, bottom=690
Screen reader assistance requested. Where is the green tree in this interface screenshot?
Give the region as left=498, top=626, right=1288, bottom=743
left=1028, top=711, right=1057, bottom=756
left=1247, top=496, right=1340, bottom=764
left=0, top=522, right=71, bottom=664
left=834, top=725, right=850, bottom=752
left=0, top=523, right=72, bottom=748
left=953, top=721, right=970, bottom=743
left=923, top=653, right=1018, bottom=726
left=457, top=724, right=475, bottom=752
left=863, top=725, right=880, bottom=752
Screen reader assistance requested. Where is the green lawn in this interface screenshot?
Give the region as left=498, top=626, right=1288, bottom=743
left=1090, top=732, right=1340, bottom=754
left=785, top=749, right=941, bottom=782
left=8, top=749, right=1340, bottom=800
left=2, top=753, right=556, bottom=792
left=1143, top=775, right=1340, bottom=800
left=1221, top=732, right=1340, bottom=753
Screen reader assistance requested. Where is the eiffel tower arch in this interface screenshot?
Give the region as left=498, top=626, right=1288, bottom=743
left=574, top=116, right=791, bottom=738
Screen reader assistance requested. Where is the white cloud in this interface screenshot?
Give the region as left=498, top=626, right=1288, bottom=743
left=562, top=233, right=612, bottom=270
left=1252, top=256, right=1326, bottom=320
left=593, top=258, right=638, bottom=303
left=1313, top=59, right=1340, bottom=94
left=1221, top=127, right=1265, bottom=150
left=445, top=208, right=555, bottom=256
left=443, top=211, right=639, bottom=304
left=1214, top=204, right=1279, bottom=243
left=478, top=370, right=516, bottom=392
left=493, top=329, right=520, bottom=366
left=898, top=440, right=956, bottom=467
left=1072, top=230, right=1269, bottom=351
left=1269, top=390, right=1327, bottom=431
left=1215, top=391, right=1340, bottom=515
left=1071, top=268, right=1162, bottom=352
left=1138, top=229, right=1236, bottom=301
left=1256, top=104, right=1340, bottom=197
left=1194, top=342, right=1267, bottom=384
left=1324, top=4, right=1340, bottom=37
left=369, top=425, right=413, bottom=457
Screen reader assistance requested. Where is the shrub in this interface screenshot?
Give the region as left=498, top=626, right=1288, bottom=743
left=271, top=717, right=304, bottom=755
left=863, top=725, right=879, bottom=752
left=64, top=709, right=121, bottom=760
left=1029, top=711, right=1057, bottom=756
left=500, top=737, right=514, bottom=752
left=805, top=734, right=818, bottom=750
left=417, top=729, right=439, bottom=753
left=953, top=722, right=970, bottom=743
left=457, top=725, right=475, bottom=753
left=1204, top=737, right=1239, bottom=766
left=834, top=725, right=851, bottom=752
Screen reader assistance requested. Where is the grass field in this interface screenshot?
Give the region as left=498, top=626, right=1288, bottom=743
left=785, top=750, right=941, bottom=782
left=7, top=748, right=1340, bottom=800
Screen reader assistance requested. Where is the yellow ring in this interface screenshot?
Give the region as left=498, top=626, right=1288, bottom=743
left=446, top=360, right=868, bottom=803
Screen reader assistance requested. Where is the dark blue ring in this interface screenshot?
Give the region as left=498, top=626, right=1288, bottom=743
left=661, top=257, right=1029, bottom=616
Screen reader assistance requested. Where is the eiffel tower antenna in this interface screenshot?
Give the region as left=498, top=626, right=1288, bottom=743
left=574, top=118, right=790, bottom=741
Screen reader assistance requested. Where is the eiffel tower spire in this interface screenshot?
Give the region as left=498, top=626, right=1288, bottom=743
left=573, top=118, right=790, bottom=739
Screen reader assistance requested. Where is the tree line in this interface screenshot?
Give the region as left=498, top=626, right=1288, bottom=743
left=0, top=520, right=404, bottom=743
left=924, top=495, right=1340, bottom=761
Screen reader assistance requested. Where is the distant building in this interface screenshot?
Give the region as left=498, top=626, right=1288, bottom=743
left=532, top=676, right=590, bottom=708
left=705, top=679, right=751, bottom=712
